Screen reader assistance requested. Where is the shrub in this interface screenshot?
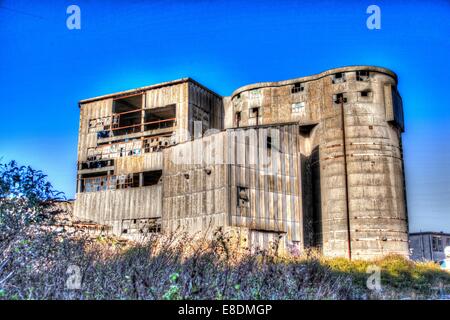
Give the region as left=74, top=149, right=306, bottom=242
left=0, top=160, right=64, bottom=242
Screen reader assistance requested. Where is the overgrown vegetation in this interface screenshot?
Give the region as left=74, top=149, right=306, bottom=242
left=0, top=160, right=449, bottom=300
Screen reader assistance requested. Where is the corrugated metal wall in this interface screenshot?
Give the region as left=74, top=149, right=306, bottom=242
left=227, top=125, right=303, bottom=245
left=162, top=124, right=304, bottom=249
left=162, top=132, right=228, bottom=233
left=73, top=185, right=162, bottom=224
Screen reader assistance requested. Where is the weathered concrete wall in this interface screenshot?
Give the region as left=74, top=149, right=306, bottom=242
left=188, top=81, right=224, bottom=135
left=162, top=124, right=304, bottom=252
left=161, top=132, right=229, bottom=234
left=309, top=71, right=408, bottom=259
left=227, top=125, right=304, bottom=250
left=75, top=79, right=223, bottom=235
left=73, top=185, right=162, bottom=231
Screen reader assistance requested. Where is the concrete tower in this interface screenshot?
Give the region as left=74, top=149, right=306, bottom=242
left=224, top=66, right=408, bottom=259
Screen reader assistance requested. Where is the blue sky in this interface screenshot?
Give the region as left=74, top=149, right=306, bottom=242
left=0, top=0, right=449, bottom=232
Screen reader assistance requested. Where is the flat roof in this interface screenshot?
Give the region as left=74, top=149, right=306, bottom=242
left=78, top=77, right=222, bottom=106
left=410, top=232, right=450, bottom=237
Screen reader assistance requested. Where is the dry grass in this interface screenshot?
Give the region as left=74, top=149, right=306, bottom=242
left=1, top=222, right=449, bottom=300
left=2, top=161, right=448, bottom=300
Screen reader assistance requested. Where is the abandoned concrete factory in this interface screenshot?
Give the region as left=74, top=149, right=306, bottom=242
left=73, top=66, right=409, bottom=260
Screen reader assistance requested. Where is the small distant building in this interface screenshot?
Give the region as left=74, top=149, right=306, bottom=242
left=409, top=232, right=450, bottom=262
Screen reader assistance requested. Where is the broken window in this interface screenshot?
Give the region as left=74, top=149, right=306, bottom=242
left=249, top=107, right=260, bottom=118
left=121, top=218, right=161, bottom=235
left=333, top=93, right=347, bottom=104
left=356, top=70, right=370, bottom=81
left=144, top=104, right=176, bottom=131
left=97, top=130, right=110, bottom=139
left=82, top=174, right=109, bottom=192
left=112, top=94, right=143, bottom=136
left=142, top=170, right=162, bottom=186
left=332, top=73, right=346, bottom=84
left=291, top=102, right=305, bottom=113
left=143, top=135, right=172, bottom=153
left=291, top=82, right=304, bottom=94
left=88, top=116, right=112, bottom=133
left=249, top=107, right=260, bottom=125
left=432, top=236, right=443, bottom=252
left=80, top=159, right=110, bottom=170
left=81, top=172, right=151, bottom=193
left=237, top=186, right=249, bottom=207
left=235, top=111, right=241, bottom=127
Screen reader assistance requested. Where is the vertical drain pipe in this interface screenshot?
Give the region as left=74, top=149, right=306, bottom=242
left=340, top=96, right=352, bottom=260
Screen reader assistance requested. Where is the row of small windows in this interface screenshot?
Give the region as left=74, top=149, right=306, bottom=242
left=234, top=71, right=372, bottom=102
left=238, top=70, right=373, bottom=95
left=291, top=71, right=370, bottom=94
left=332, top=71, right=371, bottom=84
left=235, top=89, right=371, bottom=124
left=235, top=89, right=371, bottom=123
left=333, top=90, right=373, bottom=104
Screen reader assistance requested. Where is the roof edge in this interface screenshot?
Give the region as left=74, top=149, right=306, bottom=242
left=410, top=232, right=450, bottom=236
left=78, top=77, right=222, bottom=107
left=230, top=65, right=398, bottom=98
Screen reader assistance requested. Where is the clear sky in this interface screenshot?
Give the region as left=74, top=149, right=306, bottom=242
left=0, top=0, right=449, bottom=232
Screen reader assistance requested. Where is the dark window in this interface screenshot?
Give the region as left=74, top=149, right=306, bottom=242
left=334, top=93, right=347, bottom=104
left=360, top=90, right=370, bottom=97
left=356, top=70, right=370, bottom=81
left=143, top=170, right=162, bottom=186
left=250, top=107, right=260, bottom=117
left=267, top=136, right=272, bottom=150
left=291, top=82, right=304, bottom=94
left=237, top=186, right=249, bottom=207
left=235, top=111, right=241, bottom=127
left=432, top=236, right=443, bottom=252
left=332, top=73, right=346, bottom=84
left=249, top=108, right=260, bottom=126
